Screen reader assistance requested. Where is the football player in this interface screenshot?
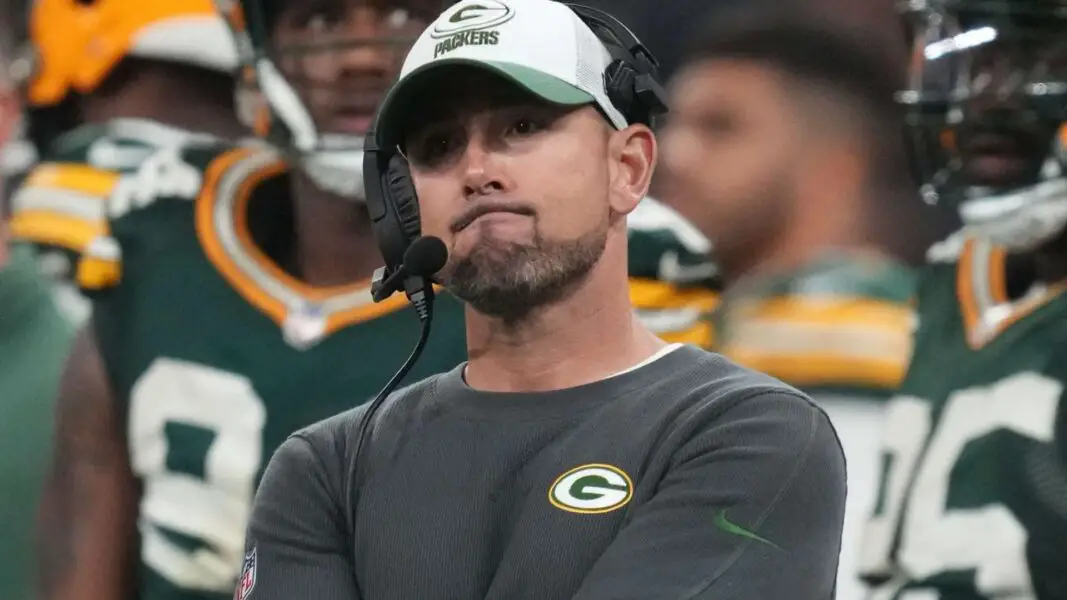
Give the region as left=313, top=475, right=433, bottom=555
left=33, top=2, right=714, bottom=600
left=7, top=0, right=245, bottom=323
left=659, top=10, right=920, bottom=599
left=858, top=0, right=1067, bottom=598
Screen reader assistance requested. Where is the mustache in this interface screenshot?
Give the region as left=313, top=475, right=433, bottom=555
left=450, top=201, right=536, bottom=233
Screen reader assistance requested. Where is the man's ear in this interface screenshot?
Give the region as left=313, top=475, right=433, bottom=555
left=607, top=123, right=656, bottom=215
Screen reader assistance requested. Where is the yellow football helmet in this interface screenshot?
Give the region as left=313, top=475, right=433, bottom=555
left=28, top=0, right=238, bottom=106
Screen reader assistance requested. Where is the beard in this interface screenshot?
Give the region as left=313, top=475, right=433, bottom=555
left=441, top=219, right=608, bottom=325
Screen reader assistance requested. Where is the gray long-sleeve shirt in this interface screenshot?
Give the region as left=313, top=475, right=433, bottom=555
left=239, top=345, right=846, bottom=600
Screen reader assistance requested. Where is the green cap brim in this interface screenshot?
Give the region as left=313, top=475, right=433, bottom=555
left=374, top=59, right=595, bottom=148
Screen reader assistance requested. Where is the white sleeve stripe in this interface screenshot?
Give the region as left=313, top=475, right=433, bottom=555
left=12, top=187, right=108, bottom=222
left=724, top=320, right=911, bottom=362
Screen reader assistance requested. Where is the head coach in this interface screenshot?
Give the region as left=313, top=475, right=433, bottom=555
left=236, top=1, right=846, bottom=599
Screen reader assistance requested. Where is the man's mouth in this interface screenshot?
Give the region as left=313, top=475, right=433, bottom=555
left=451, top=204, right=535, bottom=233
left=962, top=132, right=1041, bottom=187
left=327, top=92, right=387, bottom=134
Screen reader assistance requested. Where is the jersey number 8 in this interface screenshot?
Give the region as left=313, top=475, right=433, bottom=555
left=129, top=358, right=267, bottom=592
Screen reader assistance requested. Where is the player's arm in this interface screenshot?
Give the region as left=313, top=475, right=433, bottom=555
left=240, top=434, right=361, bottom=600
left=571, top=391, right=846, bottom=600
left=36, top=324, right=139, bottom=600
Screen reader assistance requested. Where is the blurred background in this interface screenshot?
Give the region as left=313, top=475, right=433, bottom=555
left=2, top=0, right=1063, bottom=599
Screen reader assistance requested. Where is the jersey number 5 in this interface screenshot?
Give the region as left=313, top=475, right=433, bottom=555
left=859, top=372, right=1061, bottom=599
left=129, top=358, right=267, bottom=592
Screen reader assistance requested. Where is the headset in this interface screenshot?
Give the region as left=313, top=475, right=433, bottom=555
left=362, top=2, right=669, bottom=303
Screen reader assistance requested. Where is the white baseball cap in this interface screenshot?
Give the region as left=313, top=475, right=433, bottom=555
left=372, top=0, right=630, bottom=147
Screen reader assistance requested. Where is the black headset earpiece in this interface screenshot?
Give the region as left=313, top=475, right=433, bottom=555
left=363, top=131, right=420, bottom=277
left=564, top=3, right=669, bottom=127
left=386, top=155, right=421, bottom=244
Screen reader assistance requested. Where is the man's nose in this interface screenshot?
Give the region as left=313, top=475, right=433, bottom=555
left=335, top=11, right=400, bottom=79
left=459, top=132, right=507, bottom=197
left=968, top=51, right=1029, bottom=111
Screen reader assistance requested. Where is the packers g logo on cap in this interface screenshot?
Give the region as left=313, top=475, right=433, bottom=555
left=549, top=464, right=634, bottom=514
left=430, top=0, right=515, bottom=38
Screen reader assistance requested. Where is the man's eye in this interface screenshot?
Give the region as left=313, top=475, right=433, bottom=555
left=293, top=2, right=344, bottom=31
left=508, top=118, right=543, bottom=136
left=409, top=132, right=462, bottom=166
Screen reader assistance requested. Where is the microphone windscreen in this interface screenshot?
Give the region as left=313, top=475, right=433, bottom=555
left=402, top=236, right=448, bottom=276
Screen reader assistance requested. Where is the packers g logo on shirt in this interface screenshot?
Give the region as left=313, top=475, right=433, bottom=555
left=549, top=464, right=634, bottom=514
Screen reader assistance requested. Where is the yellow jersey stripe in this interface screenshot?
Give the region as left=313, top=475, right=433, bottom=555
left=629, top=278, right=720, bottom=311
left=725, top=350, right=907, bottom=390
left=717, top=295, right=914, bottom=389
left=23, top=163, right=120, bottom=197
left=10, top=210, right=110, bottom=252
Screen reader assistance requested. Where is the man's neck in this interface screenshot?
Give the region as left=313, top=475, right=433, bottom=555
left=81, top=75, right=245, bottom=140
left=725, top=196, right=881, bottom=288
left=291, top=173, right=384, bottom=287
left=463, top=252, right=666, bottom=393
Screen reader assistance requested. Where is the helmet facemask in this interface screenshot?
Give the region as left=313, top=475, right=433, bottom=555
left=232, top=0, right=440, bottom=201
left=900, top=0, right=1067, bottom=250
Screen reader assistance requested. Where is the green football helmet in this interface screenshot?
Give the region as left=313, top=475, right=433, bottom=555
left=900, top=0, right=1067, bottom=251
left=217, top=0, right=446, bottom=200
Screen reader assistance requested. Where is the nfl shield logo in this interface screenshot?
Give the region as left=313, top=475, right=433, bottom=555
left=235, top=547, right=257, bottom=600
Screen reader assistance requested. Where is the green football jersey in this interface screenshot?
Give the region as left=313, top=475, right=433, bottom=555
left=9, top=118, right=225, bottom=323
left=80, top=141, right=470, bottom=600
left=710, top=251, right=917, bottom=398
left=859, top=233, right=1067, bottom=600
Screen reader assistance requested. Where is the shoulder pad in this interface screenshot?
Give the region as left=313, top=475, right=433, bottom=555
left=628, top=196, right=711, bottom=254
left=628, top=196, right=719, bottom=286
left=106, top=145, right=209, bottom=220
left=45, top=123, right=111, bottom=162
left=10, top=162, right=115, bottom=251
left=8, top=161, right=122, bottom=290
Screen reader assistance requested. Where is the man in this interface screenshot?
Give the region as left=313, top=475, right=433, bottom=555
left=0, top=7, right=76, bottom=598
left=859, top=0, right=1067, bottom=598
left=657, top=12, right=921, bottom=600
left=33, top=1, right=707, bottom=599
left=7, top=0, right=245, bottom=324
left=240, top=1, right=846, bottom=599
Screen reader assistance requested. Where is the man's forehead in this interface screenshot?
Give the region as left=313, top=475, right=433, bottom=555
left=674, top=60, right=784, bottom=105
